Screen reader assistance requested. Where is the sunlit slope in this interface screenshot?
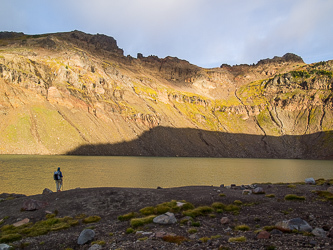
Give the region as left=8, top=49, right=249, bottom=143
left=0, top=31, right=332, bottom=158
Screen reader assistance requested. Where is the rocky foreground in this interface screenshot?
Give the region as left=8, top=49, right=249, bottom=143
left=0, top=179, right=333, bottom=250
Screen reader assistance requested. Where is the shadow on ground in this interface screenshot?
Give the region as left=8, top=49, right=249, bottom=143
left=66, top=127, right=333, bottom=159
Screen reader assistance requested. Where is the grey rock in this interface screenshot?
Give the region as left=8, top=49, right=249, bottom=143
left=276, top=218, right=313, bottom=232
left=253, top=187, right=265, bottom=194
left=88, top=244, right=102, bottom=250
left=153, top=212, right=177, bottom=224
left=305, top=178, right=316, bottom=184
left=77, top=229, right=95, bottom=245
left=312, top=228, right=327, bottom=238
left=327, top=186, right=333, bottom=192
left=0, top=244, right=12, bottom=250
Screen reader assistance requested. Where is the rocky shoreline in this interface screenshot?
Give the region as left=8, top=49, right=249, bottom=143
left=0, top=179, right=333, bottom=249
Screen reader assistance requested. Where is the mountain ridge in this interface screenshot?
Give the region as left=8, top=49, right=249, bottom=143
left=0, top=31, right=332, bottom=158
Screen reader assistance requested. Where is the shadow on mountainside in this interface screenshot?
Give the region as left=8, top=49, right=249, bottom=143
left=66, top=127, right=333, bottom=159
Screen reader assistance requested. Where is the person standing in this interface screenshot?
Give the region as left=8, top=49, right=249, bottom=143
left=54, top=167, right=63, bottom=192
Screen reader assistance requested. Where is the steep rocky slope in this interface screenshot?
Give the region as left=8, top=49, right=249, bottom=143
left=0, top=31, right=332, bottom=158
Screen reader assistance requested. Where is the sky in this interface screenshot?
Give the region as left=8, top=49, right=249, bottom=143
left=1, top=0, right=333, bottom=68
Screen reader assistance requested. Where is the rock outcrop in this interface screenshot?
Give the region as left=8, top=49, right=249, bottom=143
left=0, top=31, right=332, bottom=158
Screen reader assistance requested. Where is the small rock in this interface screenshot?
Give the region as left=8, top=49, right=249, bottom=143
left=253, top=187, right=265, bottom=194
left=88, top=244, right=102, bottom=250
left=189, top=234, right=198, bottom=240
left=155, top=231, right=167, bottom=238
left=242, top=189, right=252, bottom=195
left=77, top=229, right=95, bottom=245
left=305, top=178, right=316, bottom=184
left=327, top=186, right=333, bottom=192
left=136, top=231, right=153, bottom=236
left=276, top=218, right=312, bottom=232
left=13, top=218, right=29, bottom=227
left=312, top=228, right=327, bottom=238
left=220, top=217, right=230, bottom=225
left=22, top=199, right=47, bottom=211
left=156, top=186, right=163, bottom=189
left=257, top=230, right=270, bottom=239
left=220, top=184, right=224, bottom=188
left=0, top=244, right=11, bottom=250
left=153, top=212, right=177, bottom=224
left=231, top=184, right=236, bottom=188
left=42, top=188, right=53, bottom=195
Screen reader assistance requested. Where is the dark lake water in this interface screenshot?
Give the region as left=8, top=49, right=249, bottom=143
left=0, top=155, right=332, bottom=195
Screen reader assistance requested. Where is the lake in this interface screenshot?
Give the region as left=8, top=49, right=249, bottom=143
left=0, top=155, right=332, bottom=195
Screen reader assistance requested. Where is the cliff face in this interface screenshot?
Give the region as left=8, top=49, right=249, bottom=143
left=0, top=31, right=332, bottom=158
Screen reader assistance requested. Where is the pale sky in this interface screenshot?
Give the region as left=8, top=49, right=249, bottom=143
left=1, top=0, right=332, bottom=68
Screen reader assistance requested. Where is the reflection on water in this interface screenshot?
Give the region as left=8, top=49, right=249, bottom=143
left=0, top=155, right=332, bottom=195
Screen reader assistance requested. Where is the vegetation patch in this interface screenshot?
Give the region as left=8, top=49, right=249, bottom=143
left=265, top=194, right=275, bottom=198
left=228, top=236, right=246, bottom=242
left=315, top=191, right=333, bottom=201
left=91, top=240, right=106, bottom=246
left=284, top=194, right=306, bottom=201
left=162, top=235, right=187, bottom=244
left=118, top=212, right=138, bottom=221
left=182, top=206, right=214, bottom=218
left=0, top=214, right=94, bottom=243
left=130, top=215, right=155, bottom=228
left=83, top=216, right=101, bottom=224
left=125, top=228, right=135, bottom=234
left=235, top=224, right=250, bottom=231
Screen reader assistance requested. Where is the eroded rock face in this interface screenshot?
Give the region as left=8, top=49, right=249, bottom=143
left=0, top=31, right=332, bottom=158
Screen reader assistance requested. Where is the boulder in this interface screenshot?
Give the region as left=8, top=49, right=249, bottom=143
left=253, top=187, right=265, bottom=194
left=305, top=178, right=316, bottom=184
left=153, top=212, right=177, bottom=225
left=257, top=230, right=270, bottom=239
left=13, top=218, right=30, bottom=227
left=22, top=199, right=47, bottom=211
left=77, top=229, right=95, bottom=245
left=275, top=218, right=312, bottom=232
left=0, top=244, right=11, bottom=250
left=312, top=228, right=327, bottom=238
left=42, top=188, right=53, bottom=195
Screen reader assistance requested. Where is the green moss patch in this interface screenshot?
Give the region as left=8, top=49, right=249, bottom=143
left=0, top=214, right=97, bottom=243
left=284, top=194, right=306, bottom=201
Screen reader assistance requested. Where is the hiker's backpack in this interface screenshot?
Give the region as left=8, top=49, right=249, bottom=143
left=53, top=171, right=60, bottom=180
